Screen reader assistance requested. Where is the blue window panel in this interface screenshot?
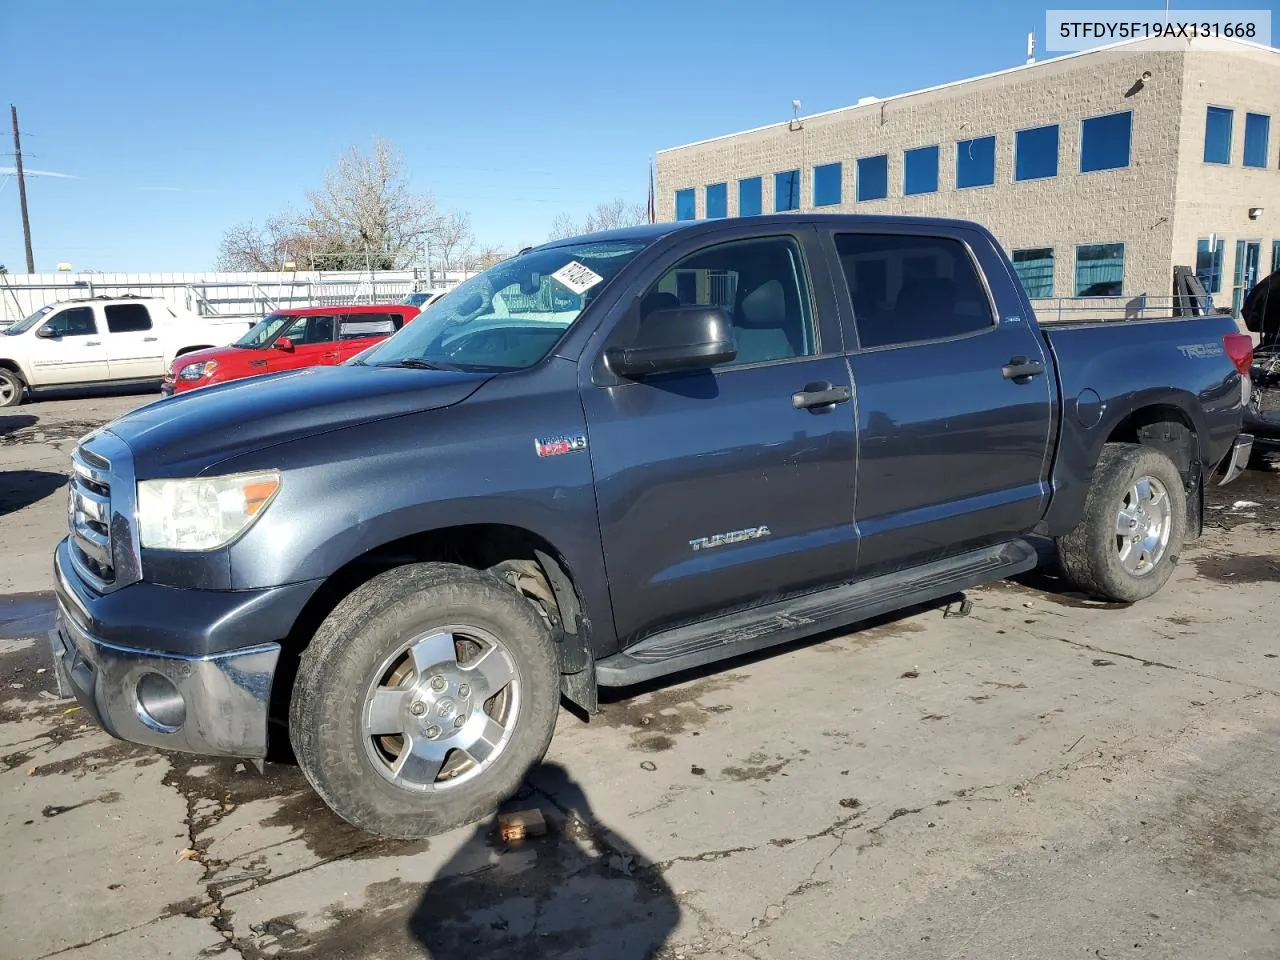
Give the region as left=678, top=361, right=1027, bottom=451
left=1204, top=107, right=1233, bottom=164
left=738, top=176, right=762, bottom=217
left=956, top=135, right=996, bottom=188
left=813, top=162, right=842, bottom=206
left=675, top=188, right=696, bottom=221
left=1244, top=113, right=1270, bottom=168
left=903, top=145, right=939, bottom=195
left=1195, top=238, right=1224, bottom=294
left=1014, top=124, right=1059, bottom=181
left=774, top=169, right=801, bottom=211
left=705, top=182, right=728, bottom=219
left=1273, top=239, right=1280, bottom=274
left=1080, top=111, right=1132, bottom=172
left=857, top=155, right=888, bottom=201
left=1011, top=248, right=1054, bottom=298
left=1075, top=243, right=1125, bottom=296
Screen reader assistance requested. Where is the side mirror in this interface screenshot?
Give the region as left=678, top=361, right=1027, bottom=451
left=274, top=337, right=295, bottom=352
left=35, top=326, right=58, bottom=339
left=607, top=305, right=736, bottom=379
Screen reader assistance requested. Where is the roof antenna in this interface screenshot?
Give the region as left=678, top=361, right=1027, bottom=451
left=1026, top=31, right=1036, bottom=64
left=789, top=99, right=803, bottom=131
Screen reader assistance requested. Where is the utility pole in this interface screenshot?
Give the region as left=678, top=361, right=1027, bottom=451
left=10, top=105, right=34, bottom=273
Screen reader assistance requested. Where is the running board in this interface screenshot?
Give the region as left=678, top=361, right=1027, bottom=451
left=595, top=539, right=1037, bottom=687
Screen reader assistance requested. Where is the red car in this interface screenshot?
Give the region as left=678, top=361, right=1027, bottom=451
left=164, top=304, right=419, bottom=395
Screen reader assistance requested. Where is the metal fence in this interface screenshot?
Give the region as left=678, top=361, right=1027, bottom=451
left=1030, top=293, right=1221, bottom=323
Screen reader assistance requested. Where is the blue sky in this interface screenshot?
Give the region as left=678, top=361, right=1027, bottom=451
left=3, top=0, right=1275, bottom=272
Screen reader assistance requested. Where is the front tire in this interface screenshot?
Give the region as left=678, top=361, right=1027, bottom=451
left=289, top=562, right=560, bottom=838
left=0, top=368, right=25, bottom=407
left=1056, top=442, right=1187, bottom=602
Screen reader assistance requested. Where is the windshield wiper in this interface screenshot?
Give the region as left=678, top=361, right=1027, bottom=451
left=377, top=357, right=463, bottom=372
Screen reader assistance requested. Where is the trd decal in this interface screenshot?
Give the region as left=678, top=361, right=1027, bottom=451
left=535, top=435, right=588, bottom=458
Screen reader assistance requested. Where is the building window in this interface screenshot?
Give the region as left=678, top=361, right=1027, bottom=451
left=775, top=169, right=800, bottom=212
left=1080, top=111, right=1132, bottom=172
left=857, top=154, right=889, bottom=201
left=1273, top=239, right=1280, bottom=274
left=813, top=162, right=842, bottom=206
left=1195, top=237, right=1225, bottom=294
left=903, top=145, right=939, bottom=195
left=1075, top=243, right=1125, bottom=296
left=705, top=182, right=728, bottom=219
left=1244, top=113, right=1270, bottom=168
left=1204, top=106, right=1233, bottom=164
left=1011, top=248, right=1055, bottom=298
left=739, top=176, right=762, bottom=217
left=1014, top=124, right=1059, bottom=181
left=675, top=188, right=696, bottom=221
left=956, top=135, right=996, bottom=188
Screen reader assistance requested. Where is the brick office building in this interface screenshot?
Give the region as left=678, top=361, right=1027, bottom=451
left=655, top=36, right=1280, bottom=316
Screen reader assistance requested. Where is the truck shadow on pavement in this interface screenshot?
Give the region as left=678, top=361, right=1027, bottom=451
left=0, top=414, right=38, bottom=437
left=0, top=470, right=67, bottom=517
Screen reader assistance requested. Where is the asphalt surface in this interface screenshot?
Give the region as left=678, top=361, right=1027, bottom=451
left=2, top=386, right=1279, bottom=960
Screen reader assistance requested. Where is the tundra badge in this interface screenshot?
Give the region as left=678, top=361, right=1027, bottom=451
left=689, top=525, right=772, bottom=552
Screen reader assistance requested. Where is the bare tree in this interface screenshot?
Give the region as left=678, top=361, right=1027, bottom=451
left=467, top=245, right=515, bottom=270
left=215, top=213, right=307, bottom=271
left=547, top=198, right=648, bottom=241
left=431, top=209, right=475, bottom=270
left=303, top=138, right=441, bottom=270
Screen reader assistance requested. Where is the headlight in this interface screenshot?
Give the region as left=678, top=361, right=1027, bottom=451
left=137, top=470, right=281, bottom=551
left=178, top=360, right=218, bottom=381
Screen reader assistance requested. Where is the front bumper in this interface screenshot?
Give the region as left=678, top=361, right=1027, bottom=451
left=1216, top=433, right=1254, bottom=486
left=51, top=540, right=291, bottom=759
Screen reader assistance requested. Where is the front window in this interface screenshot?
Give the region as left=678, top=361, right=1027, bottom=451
left=358, top=240, right=645, bottom=371
left=3, top=304, right=54, bottom=336
left=234, top=312, right=296, bottom=348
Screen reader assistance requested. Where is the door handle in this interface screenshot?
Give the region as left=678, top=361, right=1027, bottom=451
left=792, top=381, right=852, bottom=410
left=249, top=359, right=267, bottom=368
left=143, top=336, right=159, bottom=342
left=85, top=341, right=100, bottom=346
left=1002, top=356, right=1045, bottom=382
left=321, top=352, right=339, bottom=360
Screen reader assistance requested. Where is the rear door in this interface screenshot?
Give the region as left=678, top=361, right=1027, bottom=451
left=103, top=302, right=164, bottom=379
left=582, top=227, right=858, bottom=645
left=27, top=306, right=109, bottom=385
left=335, top=311, right=403, bottom=362
left=826, top=226, right=1055, bottom=575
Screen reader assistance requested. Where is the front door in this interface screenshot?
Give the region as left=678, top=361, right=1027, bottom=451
left=1233, top=240, right=1262, bottom=318
left=827, top=227, right=1055, bottom=576
left=258, top=314, right=340, bottom=375
left=27, top=306, right=109, bottom=386
left=583, top=230, right=857, bottom=645
left=103, top=302, right=164, bottom=379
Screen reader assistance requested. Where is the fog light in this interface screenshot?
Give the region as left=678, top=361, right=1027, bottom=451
left=135, top=672, right=185, bottom=732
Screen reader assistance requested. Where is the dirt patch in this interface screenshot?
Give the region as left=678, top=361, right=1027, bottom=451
left=0, top=418, right=109, bottom=448
left=1192, top=553, right=1280, bottom=584
left=257, top=789, right=430, bottom=863
left=1203, top=459, right=1280, bottom=530
left=0, top=593, right=57, bottom=641
left=721, top=752, right=793, bottom=782
left=594, top=674, right=744, bottom=752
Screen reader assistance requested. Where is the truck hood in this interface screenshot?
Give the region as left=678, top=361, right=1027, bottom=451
left=105, top=364, right=493, bottom=477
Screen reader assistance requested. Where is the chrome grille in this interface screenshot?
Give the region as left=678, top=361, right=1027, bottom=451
left=67, top=431, right=141, bottom=594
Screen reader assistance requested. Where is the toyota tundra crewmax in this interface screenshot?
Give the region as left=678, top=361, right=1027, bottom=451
left=51, top=215, right=1255, bottom=838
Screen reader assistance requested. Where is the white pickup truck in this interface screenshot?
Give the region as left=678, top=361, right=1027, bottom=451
left=0, top=296, right=246, bottom=407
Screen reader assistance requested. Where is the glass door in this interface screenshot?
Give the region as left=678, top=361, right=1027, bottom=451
left=1233, top=240, right=1262, bottom=317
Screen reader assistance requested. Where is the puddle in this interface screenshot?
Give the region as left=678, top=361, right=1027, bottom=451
left=594, top=674, right=744, bottom=753
left=1192, top=554, right=1280, bottom=584
left=0, top=592, right=57, bottom=641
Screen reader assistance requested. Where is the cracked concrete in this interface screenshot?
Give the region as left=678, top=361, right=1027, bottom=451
left=4, top=395, right=1280, bottom=959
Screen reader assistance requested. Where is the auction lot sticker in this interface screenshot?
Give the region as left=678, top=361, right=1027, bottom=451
left=551, top=261, right=605, bottom=295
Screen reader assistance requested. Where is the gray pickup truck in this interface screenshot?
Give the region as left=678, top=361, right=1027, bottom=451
left=51, top=215, right=1254, bottom=838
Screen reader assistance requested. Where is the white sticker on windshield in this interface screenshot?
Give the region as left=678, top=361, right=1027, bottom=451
left=550, top=261, right=604, bottom=295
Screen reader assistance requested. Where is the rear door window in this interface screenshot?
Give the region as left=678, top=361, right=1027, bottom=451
left=104, top=303, right=153, bottom=333
left=339, top=314, right=399, bottom=340
left=834, top=233, right=995, bottom=349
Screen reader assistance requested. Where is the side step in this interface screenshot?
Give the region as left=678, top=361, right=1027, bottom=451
left=595, top=539, right=1037, bottom=687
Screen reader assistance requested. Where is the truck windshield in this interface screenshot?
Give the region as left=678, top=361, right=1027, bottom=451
left=3, top=305, right=54, bottom=336
left=360, top=240, right=646, bottom=371
left=234, top=312, right=293, bottom=348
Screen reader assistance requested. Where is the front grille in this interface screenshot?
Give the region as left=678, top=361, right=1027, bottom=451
left=67, top=432, right=141, bottom=594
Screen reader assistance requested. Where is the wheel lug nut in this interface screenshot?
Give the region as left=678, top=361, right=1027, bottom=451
left=453, top=714, right=466, bottom=728
left=458, top=683, right=470, bottom=698
left=429, top=676, right=446, bottom=692
left=425, top=725, right=442, bottom=740
left=409, top=701, right=426, bottom=717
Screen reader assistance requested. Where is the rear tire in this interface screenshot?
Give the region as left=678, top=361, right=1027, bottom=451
left=0, top=368, right=25, bottom=407
left=289, top=562, right=560, bottom=839
left=1056, top=442, right=1187, bottom=603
